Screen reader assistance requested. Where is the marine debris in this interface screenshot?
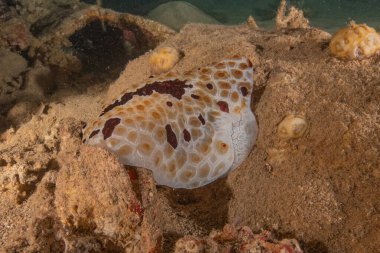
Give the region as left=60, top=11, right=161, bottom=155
left=329, top=22, right=380, bottom=59
left=149, top=46, right=181, bottom=75
left=82, top=56, right=258, bottom=189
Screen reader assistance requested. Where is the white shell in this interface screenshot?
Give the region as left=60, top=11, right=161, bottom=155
left=277, top=115, right=307, bottom=139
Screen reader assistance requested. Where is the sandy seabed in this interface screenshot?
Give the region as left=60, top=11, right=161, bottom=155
left=1, top=2, right=380, bottom=253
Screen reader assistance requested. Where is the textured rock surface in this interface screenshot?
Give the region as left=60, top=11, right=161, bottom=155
left=55, top=145, right=145, bottom=251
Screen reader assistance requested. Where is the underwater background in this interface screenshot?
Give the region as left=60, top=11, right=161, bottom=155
left=82, top=0, right=380, bottom=32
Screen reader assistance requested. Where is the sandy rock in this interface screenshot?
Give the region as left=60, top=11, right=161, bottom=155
left=55, top=145, right=142, bottom=247
left=15, top=0, right=82, bottom=25
left=0, top=49, right=27, bottom=77
left=0, top=0, right=12, bottom=21
left=6, top=101, right=38, bottom=126
left=0, top=49, right=28, bottom=99
left=147, top=1, right=220, bottom=31
left=0, top=115, right=62, bottom=204
left=54, top=134, right=163, bottom=252
left=0, top=17, right=34, bottom=50
left=23, top=65, right=55, bottom=99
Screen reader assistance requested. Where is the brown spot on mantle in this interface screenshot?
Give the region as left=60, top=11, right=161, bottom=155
left=240, top=86, right=248, bottom=96
left=89, top=129, right=100, bottom=139
left=198, top=114, right=205, bottom=125
left=183, top=129, right=191, bottom=142
left=101, top=79, right=192, bottom=116
left=217, top=101, right=229, bottom=113
left=165, top=124, right=177, bottom=149
left=102, top=118, right=121, bottom=140
left=191, top=94, right=200, bottom=99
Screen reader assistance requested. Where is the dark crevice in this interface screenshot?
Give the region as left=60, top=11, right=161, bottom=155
left=68, top=20, right=149, bottom=80
left=162, top=232, right=182, bottom=253
left=161, top=177, right=232, bottom=236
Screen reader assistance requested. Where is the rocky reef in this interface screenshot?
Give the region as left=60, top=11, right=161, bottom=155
left=1, top=1, right=379, bottom=253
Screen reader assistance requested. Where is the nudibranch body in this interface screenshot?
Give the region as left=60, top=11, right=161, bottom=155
left=82, top=56, right=258, bottom=189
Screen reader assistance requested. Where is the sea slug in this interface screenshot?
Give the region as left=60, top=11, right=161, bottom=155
left=82, top=56, right=258, bottom=189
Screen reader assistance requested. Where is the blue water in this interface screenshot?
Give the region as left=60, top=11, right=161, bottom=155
left=83, top=0, right=380, bottom=32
